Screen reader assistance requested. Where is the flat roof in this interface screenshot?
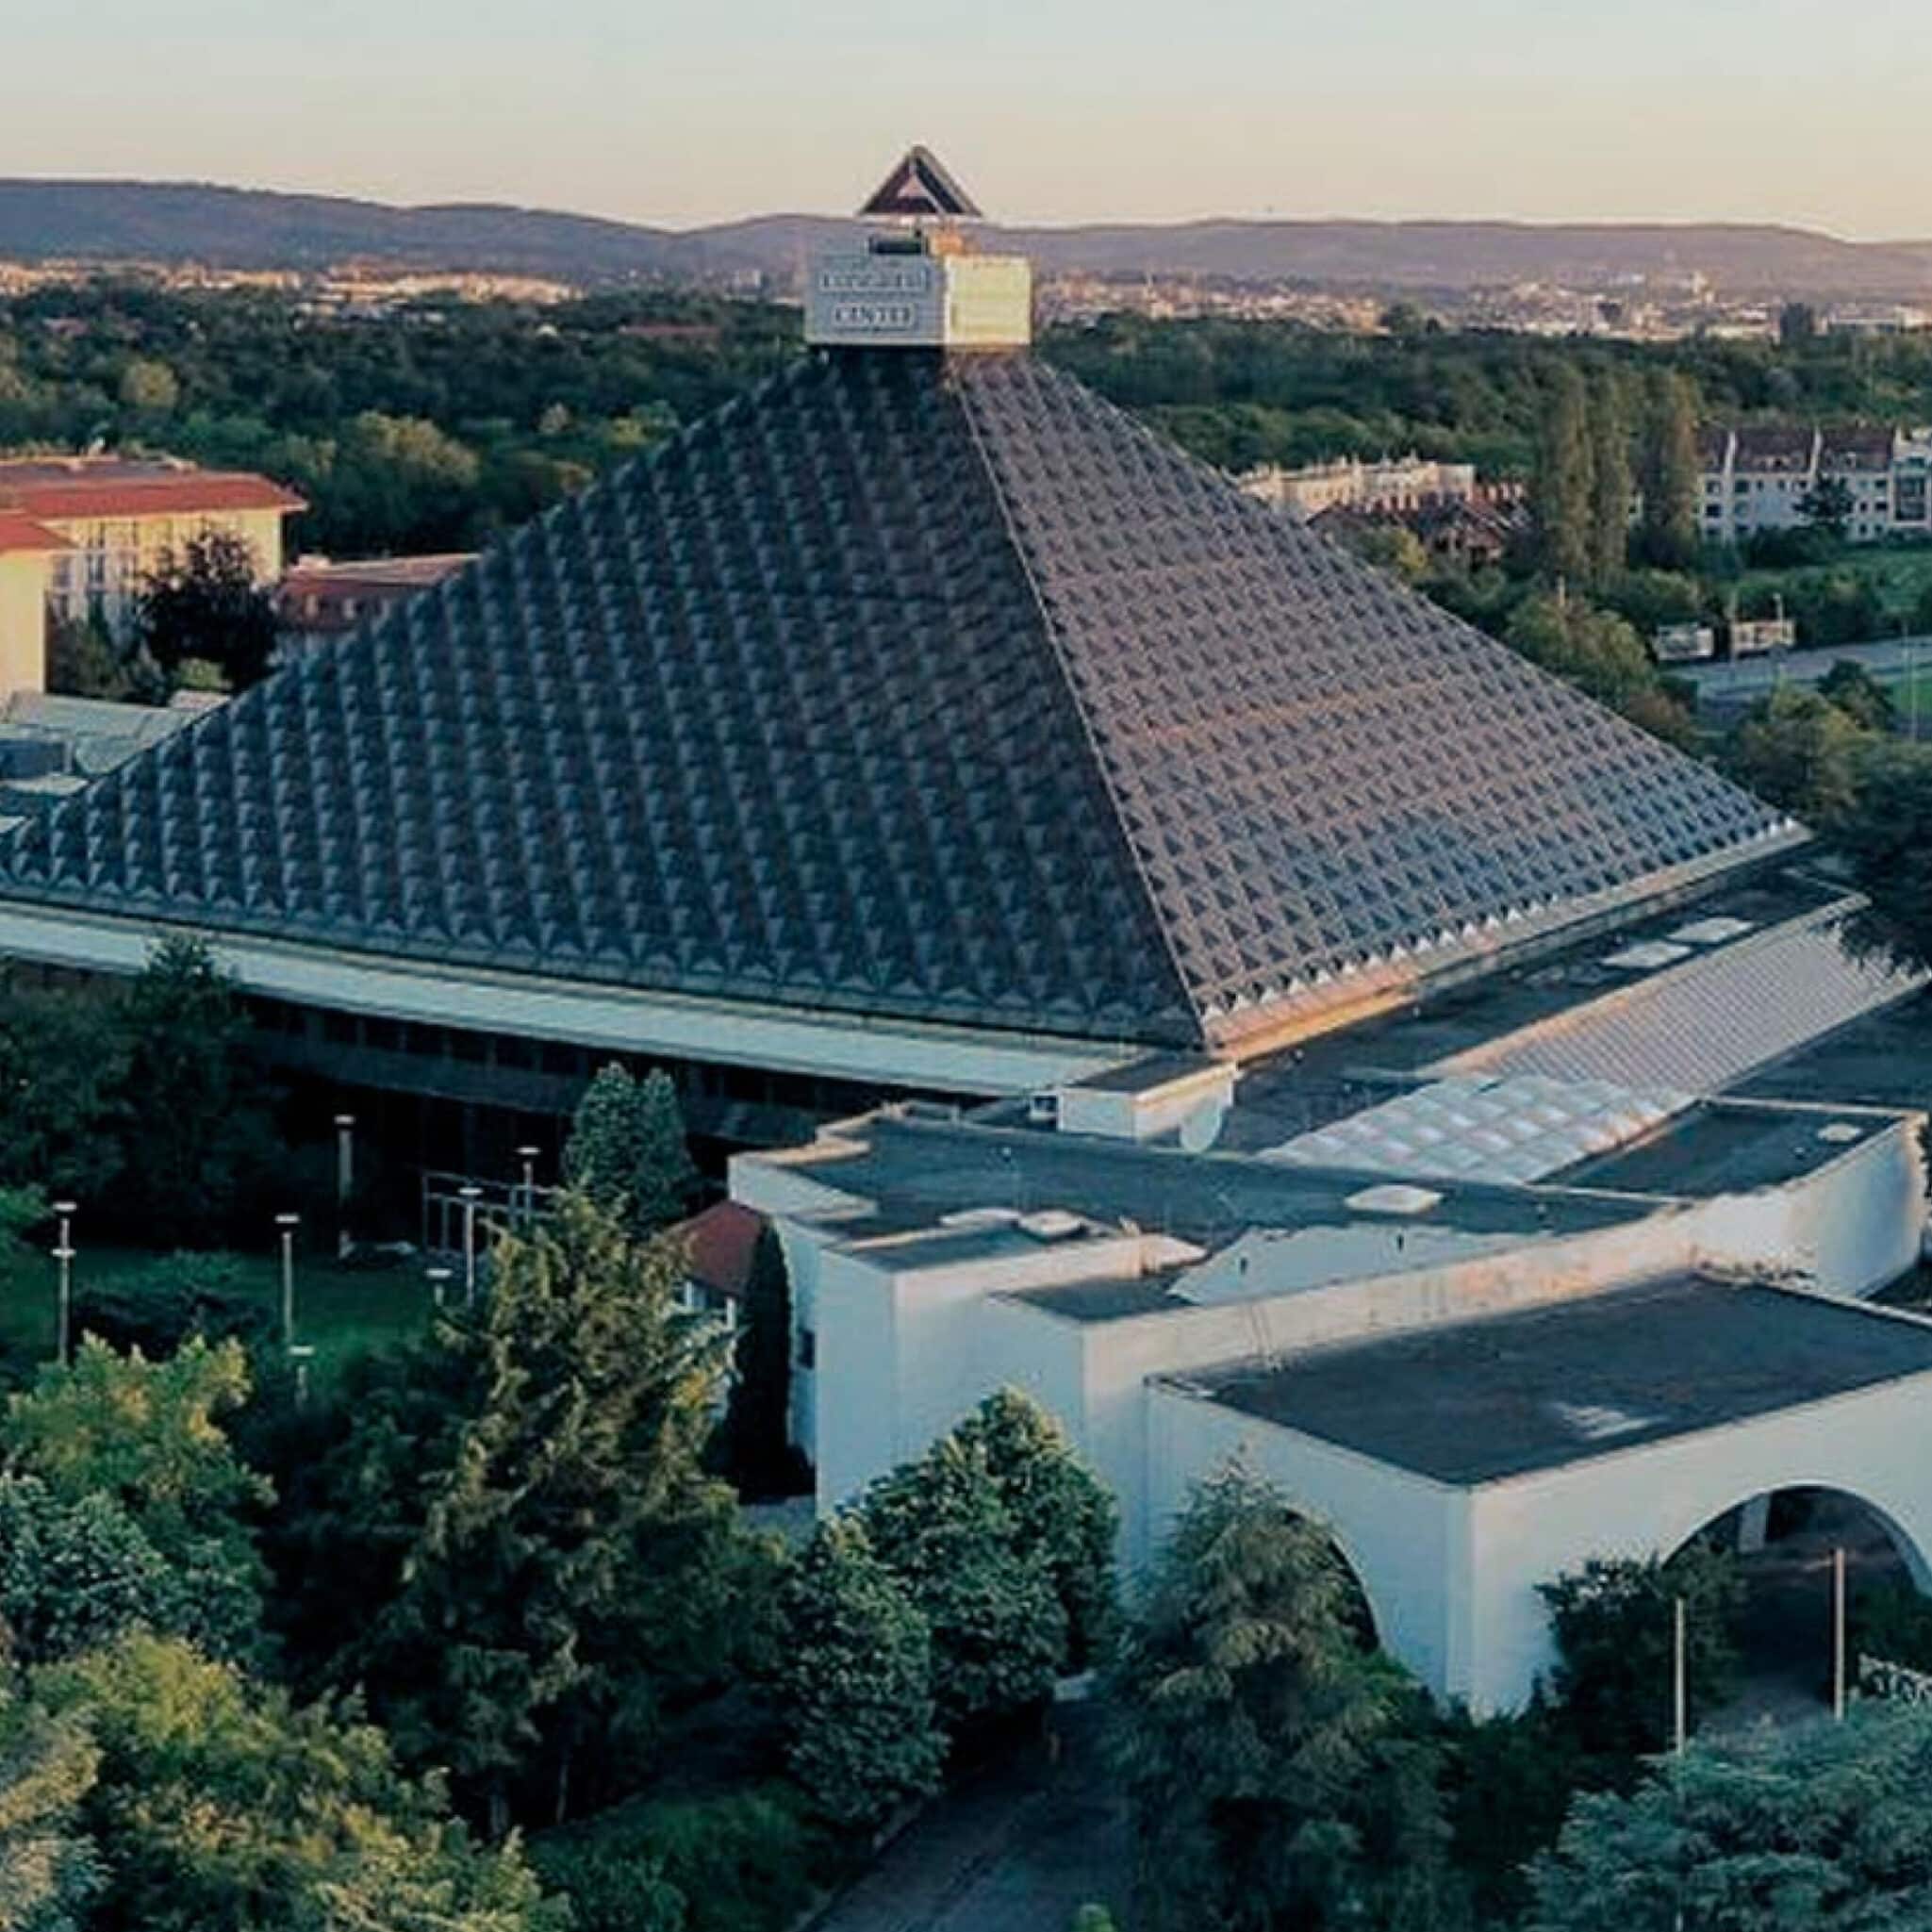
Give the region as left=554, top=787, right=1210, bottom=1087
left=796, top=1115, right=1651, bottom=1254
left=1731, top=987, right=1932, bottom=1112
left=1183, top=1277, right=1932, bottom=1484
left=1557, top=1098, right=1903, bottom=1197
left=1214, top=868, right=1905, bottom=1153
left=1070, top=1051, right=1225, bottom=1096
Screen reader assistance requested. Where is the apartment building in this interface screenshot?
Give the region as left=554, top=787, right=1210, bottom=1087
left=1239, top=453, right=1478, bottom=521
left=0, top=455, right=304, bottom=636
left=1698, top=425, right=1932, bottom=545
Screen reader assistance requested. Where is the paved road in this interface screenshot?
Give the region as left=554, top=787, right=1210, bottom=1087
left=814, top=1709, right=1130, bottom=1932
left=1676, top=634, right=1932, bottom=705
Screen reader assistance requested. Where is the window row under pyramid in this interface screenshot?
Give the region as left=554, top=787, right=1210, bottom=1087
left=0, top=343, right=1796, bottom=1133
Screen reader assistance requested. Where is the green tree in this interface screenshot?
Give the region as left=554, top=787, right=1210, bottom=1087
left=1586, top=375, right=1631, bottom=588
left=1538, top=1546, right=1744, bottom=1766
left=44, top=613, right=135, bottom=702
left=721, top=1226, right=800, bottom=1499
left=132, top=529, right=280, bottom=691
left=111, top=936, right=268, bottom=1247
left=117, top=357, right=179, bottom=416
left=564, top=1063, right=699, bottom=1238
left=1505, top=591, right=1660, bottom=714
left=863, top=1434, right=1065, bottom=1734
left=4, top=1337, right=270, bottom=1662
left=34, top=1633, right=566, bottom=1932
left=1725, top=685, right=1872, bottom=823
left=0, top=1475, right=188, bottom=1664
left=1531, top=365, right=1594, bottom=585
left=1634, top=371, right=1701, bottom=570
left=1799, top=474, right=1856, bottom=540
left=1527, top=1705, right=1932, bottom=1931
left=953, top=1389, right=1117, bottom=1672
left=775, top=1515, right=944, bottom=1830
left=1819, top=656, right=1897, bottom=733
left=1838, top=741, right=1932, bottom=970
left=0, top=987, right=128, bottom=1202
left=357, top=1191, right=743, bottom=1833
left=1108, top=1465, right=1452, bottom=1932
left=0, top=1680, right=99, bottom=1932
left=1346, top=522, right=1430, bottom=583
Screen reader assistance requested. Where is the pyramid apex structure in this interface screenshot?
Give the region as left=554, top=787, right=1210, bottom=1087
left=807, top=146, right=1030, bottom=352
left=857, top=145, right=982, bottom=222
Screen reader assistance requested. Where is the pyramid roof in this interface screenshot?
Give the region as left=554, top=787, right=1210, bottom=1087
left=0, top=347, right=1795, bottom=1055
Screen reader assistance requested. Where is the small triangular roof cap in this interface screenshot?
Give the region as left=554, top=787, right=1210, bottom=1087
left=858, top=145, right=982, bottom=220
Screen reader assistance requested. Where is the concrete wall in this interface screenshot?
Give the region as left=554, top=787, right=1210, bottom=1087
left=0, top=553, right=48, bottom=697
left=1464, top=1340, right=1932, bottom=1710
left=1147, top=1383, right=1469, bottom=1690
left=1151, top=1319, right=1932, bottom=1716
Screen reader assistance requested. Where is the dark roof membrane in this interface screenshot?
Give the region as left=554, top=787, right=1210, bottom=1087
left=0, top=349, right=1788, bottom=1054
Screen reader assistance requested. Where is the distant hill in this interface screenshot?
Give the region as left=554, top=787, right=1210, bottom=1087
left=5, top=180, right=1932, bottom=299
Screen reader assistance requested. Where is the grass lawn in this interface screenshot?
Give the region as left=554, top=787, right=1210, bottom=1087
left=1732, top=547, right=1932, bottom=629
left=0, top=1241, right=433, bottom=1380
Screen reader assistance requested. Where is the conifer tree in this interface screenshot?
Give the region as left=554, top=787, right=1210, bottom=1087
left=1636, top=370, right=1702, bottom=570
left=1531, top=364, right=1595, bottom=586
left=1110, top=1464, right=1452, bottom=1932
left=359, top=1192, right=740, bottom=1834
left=563, top=1064, right=698, bottom=1239
left=776, top=1516, right=945, bottom=1829
left=722, top=1227, right=800, bottom=1499
left=1586, top=375, right=1632, bottom=588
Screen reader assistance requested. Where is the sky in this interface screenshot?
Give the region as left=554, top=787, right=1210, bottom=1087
left=7, top=0, right=1932, bottom=239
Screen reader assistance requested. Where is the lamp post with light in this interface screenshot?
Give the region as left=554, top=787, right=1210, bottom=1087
left=516, top=1145, right=540, bottom=1224
left=275, top=1212, right=300, bottom=1349
left=459, top=1185, right=483, bottom=1308
left=52, top=1198, right=77, bottom=1366
left=334, top=1114, right=355, bottom=1259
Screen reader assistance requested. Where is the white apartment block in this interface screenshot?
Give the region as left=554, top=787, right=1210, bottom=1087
left=1699, top=425, right=1932, bottom=546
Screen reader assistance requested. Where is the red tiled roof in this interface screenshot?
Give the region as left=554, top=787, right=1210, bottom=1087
left=0, top=511, right=72, bottom=557
left=0, top=474, right=306, bottom=520
left=279, top=553, right=472, bottom=597
left=675, top=1200, right=766, bottom=1299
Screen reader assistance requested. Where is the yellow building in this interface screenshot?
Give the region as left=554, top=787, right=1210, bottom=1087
left=0, top=456, right=305, bottom=696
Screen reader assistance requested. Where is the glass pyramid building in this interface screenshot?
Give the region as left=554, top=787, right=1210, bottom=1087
left=0, top=170, right=1797, bottom=1065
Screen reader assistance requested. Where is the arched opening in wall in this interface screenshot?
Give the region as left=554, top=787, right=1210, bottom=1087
left=1316, top=1530, right=1381, bottom=1655
left=1672, top=1486, right=1927, bottom=1729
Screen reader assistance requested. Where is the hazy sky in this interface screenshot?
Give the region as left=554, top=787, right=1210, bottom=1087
left=8, top=0, right=1932, bottom=238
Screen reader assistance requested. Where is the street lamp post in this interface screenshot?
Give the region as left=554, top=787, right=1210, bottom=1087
left=275, top=1212, right=300, bottom=1350
left=425, top=1264, right=454, bottom=1310
left=334, top=1115, right=355, bottom=1260
left=52, top=1197, right=76, bottom=1367
left=288, top=1343, right=317, bottom=1410
left=459, top=1185, right=483, bottom=1308
left=516, top=1145, right=540, bottom=1223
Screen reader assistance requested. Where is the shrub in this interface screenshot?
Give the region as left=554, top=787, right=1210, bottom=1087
left=70, top=1253, right=274, bottom=1361
left=536, top=1788, right=819, bottom=1932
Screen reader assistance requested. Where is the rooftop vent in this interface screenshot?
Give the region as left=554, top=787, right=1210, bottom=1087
left=1547, top=1400, right=1658, bottom=1443
left=1603, top=940, right=1693, bottom=971
left=1670, top=916, right=1756, bottom=946
left=938, top=1207, right=1021, bottom=1230
left=1344, top=1182, right=1444, bottom=1216
left=1816, top=1121, right=1865, bottom=1145
left=1018, top=1209, right=1085, bottom=1242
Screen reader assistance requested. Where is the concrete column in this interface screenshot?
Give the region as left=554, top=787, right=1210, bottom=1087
left=1737, top=1492, right=1773, bottom=1556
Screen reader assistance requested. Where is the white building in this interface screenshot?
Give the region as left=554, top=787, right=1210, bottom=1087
left=1239, top=454, right=1478, bottom=522
left=732, top=871, right=1932, bottom=1713
left=1698, top=425, right=1931, bottom=546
